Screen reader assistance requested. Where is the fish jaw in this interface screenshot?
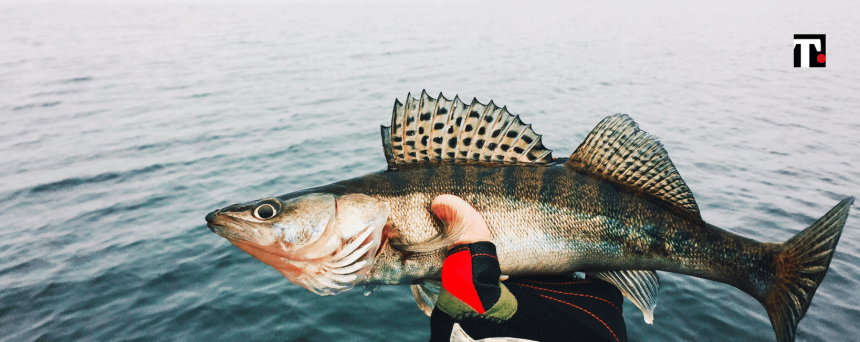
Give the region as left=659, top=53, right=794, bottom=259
left=206, top=193, right=391, bottom=295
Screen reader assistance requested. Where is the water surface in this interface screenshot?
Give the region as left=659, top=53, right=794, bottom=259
left=2, top=1, right=859, bottom=341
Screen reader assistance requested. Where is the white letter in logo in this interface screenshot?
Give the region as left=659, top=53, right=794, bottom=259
left=794, top=38, right=822, bottom=68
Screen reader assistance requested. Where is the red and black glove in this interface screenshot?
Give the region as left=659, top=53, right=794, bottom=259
left=442, top=242, right=503, bottom=315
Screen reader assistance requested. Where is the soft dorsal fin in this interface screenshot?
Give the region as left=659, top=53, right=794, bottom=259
left=382, top=91, right=553, bottom=169
left=568, top=114, right=701, bottom=218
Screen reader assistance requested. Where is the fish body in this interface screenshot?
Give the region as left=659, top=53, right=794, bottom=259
left=205, top=92, right=853, bottom=342
left=303, top=162, right=761, bottom=290
left=286, top=161, right=852, bottom=334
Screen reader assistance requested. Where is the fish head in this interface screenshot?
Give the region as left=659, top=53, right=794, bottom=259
left=206, top=192, right=390, bottom=295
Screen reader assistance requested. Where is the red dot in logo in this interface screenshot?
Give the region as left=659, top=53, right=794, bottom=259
left=817, top=54, right=826, bottom=63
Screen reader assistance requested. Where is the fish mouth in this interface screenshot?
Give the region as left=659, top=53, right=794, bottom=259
left=205, top=210, right=255, bottom=243
left=206, top=222, right=237, bottom=239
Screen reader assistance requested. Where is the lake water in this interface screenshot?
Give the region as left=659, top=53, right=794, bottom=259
left=1, top=1, right=859, bottom=341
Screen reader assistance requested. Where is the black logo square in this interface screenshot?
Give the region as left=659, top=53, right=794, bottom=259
left=794, top=34, right=826, bottom=68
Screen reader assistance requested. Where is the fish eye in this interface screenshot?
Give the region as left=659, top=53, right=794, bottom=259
left=254, top=203, right=277, bottom=220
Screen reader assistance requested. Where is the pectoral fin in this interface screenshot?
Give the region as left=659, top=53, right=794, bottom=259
left=390, top=197, right=471, bottom=252
left=588, top=270, right=660, bottom=324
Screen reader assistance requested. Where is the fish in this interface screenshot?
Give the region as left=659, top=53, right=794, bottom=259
left=205, top=91, right=853, bottom=342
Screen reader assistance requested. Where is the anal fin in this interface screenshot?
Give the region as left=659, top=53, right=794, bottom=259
left=588, top=270, right=660, bottom=324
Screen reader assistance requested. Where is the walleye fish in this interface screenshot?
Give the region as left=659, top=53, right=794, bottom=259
left=205, top=91, right=853, bottom=342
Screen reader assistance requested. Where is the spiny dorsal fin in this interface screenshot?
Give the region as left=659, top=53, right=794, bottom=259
left=568, top=114, right=700, bottom=218
left=382, top=91, right=552, bottom=169
left=588, top=270, right=660, bottom=324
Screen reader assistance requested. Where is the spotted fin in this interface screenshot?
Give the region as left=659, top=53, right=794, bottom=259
left=568, top=114, right=700, bottom=218
left=588, top=270, right=660, bottom=324
left=382, top=91, right=553, bottom=169
left=411, top=280, right=442, bottom=316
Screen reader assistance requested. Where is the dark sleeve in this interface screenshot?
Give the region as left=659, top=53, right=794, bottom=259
left=429, top=242, right=628, bottom=342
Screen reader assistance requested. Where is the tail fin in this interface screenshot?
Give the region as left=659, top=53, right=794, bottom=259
left=763, top=197, right=853, bottom=342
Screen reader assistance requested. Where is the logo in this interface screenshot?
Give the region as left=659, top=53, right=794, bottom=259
left=794, top=34, right=826, bottom=67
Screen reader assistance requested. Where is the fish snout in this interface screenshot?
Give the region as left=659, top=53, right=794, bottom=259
left=205, top=210, right=218, bottom=232
left=205, top=210, right=217, bottom=223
